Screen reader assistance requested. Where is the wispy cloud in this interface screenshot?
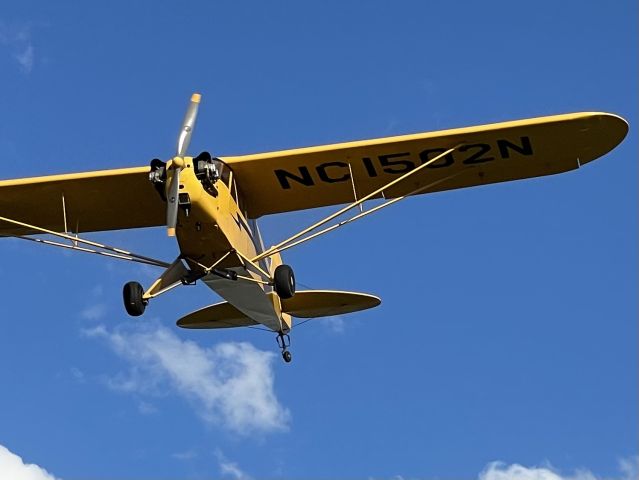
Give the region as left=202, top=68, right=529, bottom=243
left=216, top=450, right=253, bottom=480
left=79, top=303, right=108, bottom=321
left=618, top=457, right=639, bottom=480
left=0, top=21, right=36, bottom=74
left=69, top=366, right=86, bottom=383
left=14, top=44, right=33, bottom=73
left=78, top=285, right=108, bottom=321
left=0, top=444, right=59, bottom=480
left=171, top=450, right=197, bottom=461
left=480, top=462, right=591, bottom=480
left=321, top=315, right=346, bottom=334
left=84, top=324, right=290, bottom=434
left=479, top=456, right=638, bottom=480
left=137, top=400, right=158, bottom=415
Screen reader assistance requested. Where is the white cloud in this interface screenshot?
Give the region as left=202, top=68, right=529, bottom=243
left=84, top=324, right=289, bottom=434
left=480, top=462, right=588, bottom=480
left=321, top=315, right=345, bottom=333
left=90, top=284, right=104, bottom=297
left=216, top=450, right=253, bottom=480
left=479, top=457, right=638, bottom=480
left=79, top=303, right=107, bottom=321
left=0, top=444, right=59, bottom=480
left=69, top=367, right=85, bottom=383
left=79, top=286, right=108, bottom=321
left=0, top=21, right=35, bottom=74
left=14, top=44, right=33, bottom=73
left=171, top=450, right=197, bottom=461
left=220, top=460, right=252, bottom=480
left=137, top=400, right=158, bottom=415
left=618, top=457, right=639, bottom=480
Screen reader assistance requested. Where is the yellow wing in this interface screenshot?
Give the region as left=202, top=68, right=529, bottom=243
left=0, top=112, right=627, bottom=236
left=224, top=112, right=628, bottom=218
left=0, top=166, right=164, bottom=235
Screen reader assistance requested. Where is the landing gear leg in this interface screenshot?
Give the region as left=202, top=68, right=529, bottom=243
left=276, top=332, right=292, bottom=363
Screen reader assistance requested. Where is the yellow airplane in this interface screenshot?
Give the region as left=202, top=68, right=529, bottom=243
left=0, top=94, right=628, bottom=362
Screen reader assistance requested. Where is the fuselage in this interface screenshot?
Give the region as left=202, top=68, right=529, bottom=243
left=165, top=156, right=290, bottom=332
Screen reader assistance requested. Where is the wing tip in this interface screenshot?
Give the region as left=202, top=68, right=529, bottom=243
left=578, top=112, right=629, bottom=165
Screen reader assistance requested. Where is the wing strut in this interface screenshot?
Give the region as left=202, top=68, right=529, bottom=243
left=252, top=145, right=461, bottom=262
left=0, top=215, right=170, bottom=268
left=256, top=168, right=468, bottom=259
left=347, top=162, right=363, bottom=213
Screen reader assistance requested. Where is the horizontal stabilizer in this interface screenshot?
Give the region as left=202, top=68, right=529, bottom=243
left=176, top=301, right=259, bottom=329
left=281, top=290, right=380, bottom=318
left=177, top=290, right=381, bottom=329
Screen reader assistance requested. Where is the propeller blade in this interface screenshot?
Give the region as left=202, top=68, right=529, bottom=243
left=166, top=165, right=180, bottom=236
left=167, top=93, right=201, bottom=236
left=176, top=93, right=201, bottom=157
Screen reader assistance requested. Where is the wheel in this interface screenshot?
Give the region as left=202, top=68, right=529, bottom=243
left=123, top=281, right=147, bottom=316
left=274, top=264, right=295, bottom=299
left=282, top=350, right=292, bottom=363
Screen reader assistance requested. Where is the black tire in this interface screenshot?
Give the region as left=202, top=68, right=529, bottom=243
left=282, top=350, right=292, bottom=363
left=123, top=281, right=147, bottom=316
left=274, top=265, right=295, bottom=299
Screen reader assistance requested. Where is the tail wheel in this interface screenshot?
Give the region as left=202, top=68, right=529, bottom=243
left=123, top=281, right=147, bottom=316
left=274, top=265, right=295, bottom=299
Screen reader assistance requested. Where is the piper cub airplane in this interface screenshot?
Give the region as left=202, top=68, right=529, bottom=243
left=0, top=94, right=628, bottom=362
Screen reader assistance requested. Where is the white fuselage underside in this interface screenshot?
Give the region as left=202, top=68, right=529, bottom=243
left=202, top=267, right=282, bottom=332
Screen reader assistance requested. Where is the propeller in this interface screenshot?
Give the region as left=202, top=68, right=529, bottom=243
left=167, top=93, right=201, bottom=236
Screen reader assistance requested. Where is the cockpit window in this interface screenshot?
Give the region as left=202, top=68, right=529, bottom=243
left=211, top=158, right=231, bottom=186
left=234, top=181, right=247, bottom=218
left=207, top=158, right=245, bottom=215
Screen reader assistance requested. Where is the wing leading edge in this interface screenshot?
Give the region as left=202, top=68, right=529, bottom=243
left=224, top=112, right=628, bottom=218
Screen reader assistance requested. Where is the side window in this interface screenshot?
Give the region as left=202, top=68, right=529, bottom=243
left=231, top=177, right=248, bottom=219
left=237, top=188, right=246, bottom=218
left=220, top=166, right=231, bottom=187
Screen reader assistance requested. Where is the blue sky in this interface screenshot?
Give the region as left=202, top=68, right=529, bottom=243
left=0, top=1, right=636, bottom=479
